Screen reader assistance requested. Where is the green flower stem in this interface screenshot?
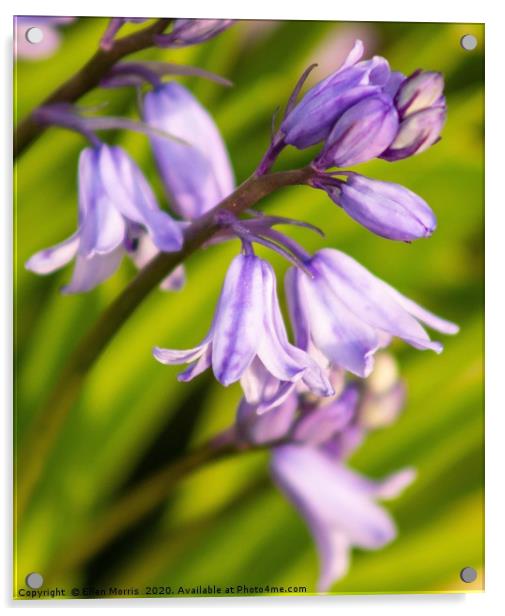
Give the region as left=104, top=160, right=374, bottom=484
left=16, top=166, right=315, bottom=519
left=14, top=18, right=171, bottom=158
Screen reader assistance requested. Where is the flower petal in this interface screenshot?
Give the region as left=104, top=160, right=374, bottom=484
left=78, top=148, right=126, bottom=257
left=143, top=83, right=234, bottom=219
left=25, top=232, right=79, bottom=274
left=379, top=281, right=459, bottom=335
left=315, top=94, right=399, bottom=168
left=61, top=248, right=124, bottom=294
left=293, top=385, right=358, bottom=445
left=271, top=445, right=398, bottom=590
left=381, top=106, right=446, bottom=161
left=236, top=393, right=297, bottom=445
left=177, top=344, right=213, bottom=382
left=258, top=261, right=334, bottom=398
left=295, top=267, right=379, bottom=377
left=98, top=145, right=183, bottom=252
left=315, top=249, right=445, bottom=352
left=152, top=337, right=211, bottom=365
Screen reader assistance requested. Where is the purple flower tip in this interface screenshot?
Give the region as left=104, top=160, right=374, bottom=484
left=321, top=173, right=437, bottom=242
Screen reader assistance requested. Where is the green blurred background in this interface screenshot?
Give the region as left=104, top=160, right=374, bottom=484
left=14, top=18, right=484, bottom=596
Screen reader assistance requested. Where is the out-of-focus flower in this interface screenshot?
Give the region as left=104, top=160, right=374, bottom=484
left=14, top=16, right=74, bottom=60
left=153, top=254, right=333, bottom=410
left=314, top=172, right=436, bottom=241
left=25, top=144, right=183, bottom=293
left=236, top=373, right=414, bottom=591
left=237, top=394, right=299, bottom=446
left=285, top=248, right=459, bottom=377
left=381, top=70, right=447, bottom=161
left=99, top=17, right=149, bottom=51
left=291, top=384, right=358, bottom=446
left=271, top=445, right=415, bottom=591
left=155, top=19, right=234, bottom=48
left=143, top=82, right=235, bottom=219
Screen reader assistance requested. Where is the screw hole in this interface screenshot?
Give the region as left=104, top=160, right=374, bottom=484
left=460, top=566, right=477, bottom=583
left=25, top=27, right=44, bottom=45
left=460, top=34, right=477, bottom=51
left=25, top=572, right=44, bottom=589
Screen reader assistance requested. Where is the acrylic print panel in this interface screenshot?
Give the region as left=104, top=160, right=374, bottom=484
left=13, top=17, right=484, bottom=599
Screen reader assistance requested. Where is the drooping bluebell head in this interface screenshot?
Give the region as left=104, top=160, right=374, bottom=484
left=285, top=248, right=459, bottom=377
left=236, top=375, right=415, bottom=592
left=153, top=253, right=334, bottom=410
left=143, top=82, right=235, bottom=219
left=271, top=444, right=415, bottom=591
left=25, top=144, right=183, bottom=293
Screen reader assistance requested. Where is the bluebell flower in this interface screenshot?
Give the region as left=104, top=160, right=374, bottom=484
left=285, top=248, right=459, bottom=377
left=25, top=144, right=183, bottom=293
left=153, top=254, right=333, bottom=409
left=236, top=371, right=414, bottom=592
left=143, top=82, right=235, bottom=219
left=271, top=444, right=415, bottom=591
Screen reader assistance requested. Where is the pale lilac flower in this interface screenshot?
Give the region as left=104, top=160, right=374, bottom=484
left=314, top=172, right=436, bottom=241
left=14, top=16, right=74, bottom=60
left=236, top=394, right=298, bottom=446
left=381, top=70, right=447, bottom=161
left=285, top=248, right=459, bottom=377
left=291, top=384, right=358, bottom=446
left=155, top=19, right=234, bottom=48
left=271, top=445, right=415, bottom=591
left=25, top=144, right=183, bottom=293
left=235, top=359, right=414, bottom=590
left=281, top=40, right=392, bottom=149
left=153, top=254, right=333, bottom=409
left=143, top=82, right=235, bottom=219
